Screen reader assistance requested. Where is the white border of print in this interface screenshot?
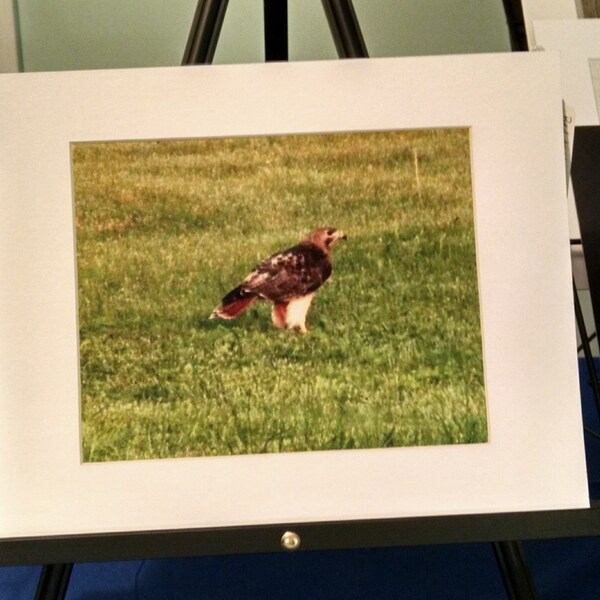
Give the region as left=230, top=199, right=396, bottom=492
left=0, top=53, right=588, bottom=539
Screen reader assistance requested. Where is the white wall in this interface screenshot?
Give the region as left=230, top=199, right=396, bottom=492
left=15, top=0, right=511, bottom=72
left=15, top=0, right=198, bottom=71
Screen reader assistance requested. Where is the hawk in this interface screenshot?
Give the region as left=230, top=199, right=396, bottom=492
left=210, top=228, right=346, bottom=333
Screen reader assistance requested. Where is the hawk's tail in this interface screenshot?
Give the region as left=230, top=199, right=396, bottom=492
left=210, top=285, right=258, bottom=320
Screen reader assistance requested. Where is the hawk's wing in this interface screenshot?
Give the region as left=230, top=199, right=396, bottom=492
left=241, top=242, right=332, bottom=302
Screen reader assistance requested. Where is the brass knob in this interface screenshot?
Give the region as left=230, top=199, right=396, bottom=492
left=280, top=530, right=301, bottom=551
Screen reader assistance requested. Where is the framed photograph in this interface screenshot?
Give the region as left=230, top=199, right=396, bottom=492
left=533, top=19, right=600, bottom=128
left=520, top=0, right=577, bottom=47
left=0, top=53, right=588, bottom=546
left=533, top=19, right=600, bottom=245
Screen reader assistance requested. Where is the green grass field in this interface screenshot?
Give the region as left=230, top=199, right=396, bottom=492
left=73, top=129, right=487, bottom=462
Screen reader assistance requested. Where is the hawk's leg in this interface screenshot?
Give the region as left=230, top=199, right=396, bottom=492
left=284, top=294, right=315, bottom=333
left=272, top=303, right=288, bottom=329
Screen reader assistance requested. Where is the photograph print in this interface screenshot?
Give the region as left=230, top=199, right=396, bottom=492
left=73, top=128, right=487, bottom=463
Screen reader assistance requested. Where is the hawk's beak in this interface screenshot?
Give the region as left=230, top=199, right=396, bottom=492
left=339, top=231, right=347, bottom=241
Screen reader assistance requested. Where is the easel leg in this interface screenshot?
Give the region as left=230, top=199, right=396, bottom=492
left=321, top=0, right=368, bottom=58
left=264, top=0, right=288, bottom=61
left=492, top=541, right=538, bottom=599
left=501, top=0, right=528, bottom=51
left=182, top=0, right=230, bottom=65
left=573, top=279, right=600, bottom=418
left=35, top=563, right=73, bottom=600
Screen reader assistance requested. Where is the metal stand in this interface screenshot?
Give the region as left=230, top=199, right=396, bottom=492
left=573, top=275, right=600, bottom=419
left=34, top=564, right=73, bottom=600
left=321, top=0, right=368, bottom=58
left=182, top=0, right=368, bottom=64
left=36, top=1, right=539, bottom=597
left=501, top=0, right=528, bottom=51
left=182, top=0, right=229, bottom=65
left=493, top=541, right=538, bottom=599
left=264, top=0, right=289, bottom=61
left=570, top=127, right=600, bottom=423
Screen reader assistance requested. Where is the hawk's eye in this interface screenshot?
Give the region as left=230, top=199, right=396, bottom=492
left=326, top=228, right=336, bottom=236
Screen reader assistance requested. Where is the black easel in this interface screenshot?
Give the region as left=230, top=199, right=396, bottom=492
left=35, top=2, right=531, bottom=598
left=182, top=2, right=537, bottom=599
left=570, top=127, right=600, bottom=423
left=182, top=0, right=368, bottom=65
left=501, top=0, right=528, bottom=51
left=573, top=267, right=600, bottom=419
left=34, top=564, right=72, bottom=600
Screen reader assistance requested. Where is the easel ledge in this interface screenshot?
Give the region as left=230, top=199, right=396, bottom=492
left=2, top=504, right=599, bottom=567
